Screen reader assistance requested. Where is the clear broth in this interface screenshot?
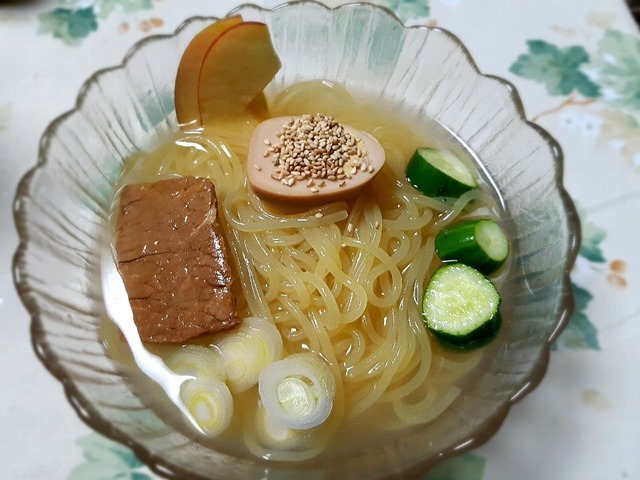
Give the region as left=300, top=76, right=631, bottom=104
left=102, top=80, right=510, bottom=463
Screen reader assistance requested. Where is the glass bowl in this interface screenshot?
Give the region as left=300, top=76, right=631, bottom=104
left=13, top=1, right=580, bottom=478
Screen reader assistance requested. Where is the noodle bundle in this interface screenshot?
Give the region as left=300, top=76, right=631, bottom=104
left=118, top=82, right=498, bottom=459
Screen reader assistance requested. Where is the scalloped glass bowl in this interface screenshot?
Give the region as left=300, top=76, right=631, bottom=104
left=13, top=2, right=579, bottom=479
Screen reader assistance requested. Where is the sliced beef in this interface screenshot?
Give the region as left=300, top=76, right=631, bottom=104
left=115, top=176, right=239, bottom=343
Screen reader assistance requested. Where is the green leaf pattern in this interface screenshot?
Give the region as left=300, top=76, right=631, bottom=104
left=590, top=30, right=640, bottom=110
left=552, top=206, right=605, bottom=351
left=39, top=0, right=153, bottom=44
left=69, top=434, right=151, bottom=480
left=375, top=0, right=430, bottom=22
left=509, top=40, right=600, bottom=97
left=510, top=30, right=640, bottom=167
left=39, top=7, right=98, bottom=45
left=579, top=216, right=607, bottom=263
left=554, top=283, right=601, bottom=351
left=94, top=0, right=153, bottom=19
left=423, top=453, right=486, bottom=480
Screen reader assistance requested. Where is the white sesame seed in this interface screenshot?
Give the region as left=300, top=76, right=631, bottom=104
left=314, top=212, right=323, bottom=218
left=266, top=113, right=367, bottom=187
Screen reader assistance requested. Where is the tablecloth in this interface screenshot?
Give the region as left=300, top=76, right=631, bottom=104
left=1, top=0, right=639, bottom=479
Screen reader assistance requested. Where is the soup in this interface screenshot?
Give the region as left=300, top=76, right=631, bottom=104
left=103, top=79, right=508, bottom=462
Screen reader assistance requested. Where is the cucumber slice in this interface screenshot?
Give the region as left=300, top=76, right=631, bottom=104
left=422, top=263, right=501, bottom=349
left=406, top=147, right=477, bottom=199
left=435, top=219, right=509, bottom=274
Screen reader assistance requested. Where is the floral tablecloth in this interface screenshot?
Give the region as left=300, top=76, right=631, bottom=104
left=1, top=1, right=639, bottom=479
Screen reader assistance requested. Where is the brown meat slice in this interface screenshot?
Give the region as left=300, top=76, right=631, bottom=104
left=115, top=176, right=239, bottom=343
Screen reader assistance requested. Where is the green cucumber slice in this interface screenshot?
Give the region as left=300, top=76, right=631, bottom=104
left=406, top=147, right=477, bottom=199
left=435, top=219, right=509, bottom=274
left=422, top=263, right=501, bottom=349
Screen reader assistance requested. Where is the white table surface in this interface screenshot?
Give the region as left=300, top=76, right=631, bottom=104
left=1, top=1, right=639, bottom=479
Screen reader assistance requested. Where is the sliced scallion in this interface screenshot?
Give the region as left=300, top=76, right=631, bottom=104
left=165, top=344, right=226, bottom=381
left=258, top=353, right=336, bottom=430
left=180, top=377, right=233, bottom=436
left=216, top=316, right=283, bottom=393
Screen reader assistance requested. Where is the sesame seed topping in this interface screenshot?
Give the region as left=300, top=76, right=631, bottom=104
left=254, top=164, right=262, bottom=171
left=314, top=212, right=324, bottom=218
left=266, top=113, right=372, bottom=189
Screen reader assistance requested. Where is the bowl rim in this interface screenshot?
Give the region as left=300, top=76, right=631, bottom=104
left=12, top=1, right=581, bottom=478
